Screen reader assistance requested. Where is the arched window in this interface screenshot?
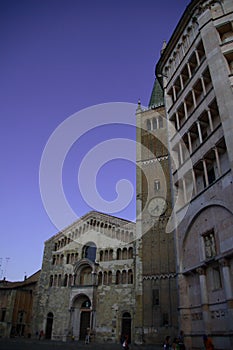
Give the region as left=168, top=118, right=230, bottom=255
left=49, top=275, right=53, bottom=287
left=146, top=119, right=151, bottom=130
left=99, top=250, right=103, bottom=261
left=159, top=115, right=163, bottom=128
left=54, top=275, right=57, bottom=287
left=154, top=179, right=161, bottom=192
left=152, top=117, right=157, bottom=129
left=68, top=274, right=73, bottom=286
left=104, top=250, right=108, bottom=261
left=130, top=232, right=134, bottom=241
left=73, top=274, right=77, bottom=286
left=80, top=266, right=92, bottom=285
left=109, top=249, right=113, bottom=260
left=103, top=271, right=108, bottom=285
left=58, top=274, right=62, bottom=287
left=117, top=248, right=122, bottom=260
left=128, top=247, right=133, bottom=259
left=83, top=242, right=97, bottom=262
left=63, top=274, right=68, bottom=287
left=122, top=248, right=128, bottom=260
left=108, top=271, right=112, bottom=284
left=116, top=270, right=121, bottom=284
left=98, top=272, right=103, bottom=285
left=128, top=269, right=133, bottom=284
left=81, top=300, right=91, bottom=309
left=122, top=270, right=127, bottom=284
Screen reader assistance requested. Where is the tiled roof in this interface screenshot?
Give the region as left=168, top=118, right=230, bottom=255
left=0, top=270, right=40, bottom=289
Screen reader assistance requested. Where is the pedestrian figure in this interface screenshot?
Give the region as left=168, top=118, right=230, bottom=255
left=122, top=334, right=129, bottom=349
left=203, top=334, right=215, bottom=350
left=39, top=329, right=44, bottom=340
left=85, top=327, right=91, bottom=344
left=178, top=330, right=186, bottom=350
left=172, top=337, right=179, bottom=350
left=163, top=335, right=171, bottom=349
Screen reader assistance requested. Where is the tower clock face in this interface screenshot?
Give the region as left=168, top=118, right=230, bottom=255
left=147, top=197, right=167, bottom=217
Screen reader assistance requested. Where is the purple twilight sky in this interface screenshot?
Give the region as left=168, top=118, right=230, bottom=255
left=0, top=0, right=190, bottom=281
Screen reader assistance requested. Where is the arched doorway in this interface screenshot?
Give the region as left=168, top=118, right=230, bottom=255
left=79, top=299, right=91, bottom=340
left=45, top=312, right=53, bottom=339
left=71, top=294, right=92, bottom=340
left=121, top=312, right=131, bottom=343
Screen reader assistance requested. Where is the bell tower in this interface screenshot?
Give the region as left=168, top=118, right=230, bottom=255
left=136, top=79, right=178, bottom=345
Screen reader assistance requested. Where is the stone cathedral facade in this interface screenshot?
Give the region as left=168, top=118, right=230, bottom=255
left=32, top=211, right=140, bottom=344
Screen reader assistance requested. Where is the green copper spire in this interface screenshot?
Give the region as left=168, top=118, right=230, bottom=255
left=148, top=78, right=164, bottom=108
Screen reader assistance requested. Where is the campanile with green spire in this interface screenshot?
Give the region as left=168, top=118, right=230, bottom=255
left=136, top=76, right=178, bottom=345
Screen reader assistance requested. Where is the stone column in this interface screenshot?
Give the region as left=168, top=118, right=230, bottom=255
left=195, top=49, right=200, bottom=66
left=207, top=109, right=214, bottom=132
left=213, top=147, right=222, bottom=177
left=202, top=159, right=209, bottom=187
left=196, top=267, right=210, bottom=334
left=179, top=142, right=184, bottom=165
left=219, top=258, right=233, bottom=332
left=173, top=85, right=177, bottom=101
left=149, top=119, right=153, bottom=130
left=187, top=131, right=193, bottom=154
left=196, top=120, right=203, bottom=144
left=192, top=169, right=197, bottom=195
left=181, top=43, right=185, bottom=56
left=180, top=74, right=184, bottom=90
left=184, top=101, right=188, bottom=119
left=200, top=75, right=206, bottom=95
left=187, top=62, right=192, bottom=78
left=176, top=111, right=180, bottom=130
left=219, top=258, right=233, bottom=300
left=91, top=271, right=97, bottom=286
left=112, top=271, right=116, bottom=284
left=192, top=89, right=197, bottom=109
left=182, top=177, right=187, bottom=203
left=113, top=249, right=117, bottom=261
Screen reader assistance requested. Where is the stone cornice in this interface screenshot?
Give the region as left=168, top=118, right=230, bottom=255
left=137, top=155, right=169, bottom=166
left=143, top=273, right=177, bottom=280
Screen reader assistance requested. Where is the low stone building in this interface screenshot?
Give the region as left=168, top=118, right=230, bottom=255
left=32, top=211, right=139, bottom=343
left=0, top=270, right=40, bottom=338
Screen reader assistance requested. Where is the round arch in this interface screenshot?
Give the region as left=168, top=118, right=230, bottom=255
left=82, top=242, right=97, bottom=262
left=121, top=311, right=132, bottom=344
left=181, top=204, right=233, bottom=271
left=70, top=294, right=92, bottom=341
left=45, top=312, right=53, bottom=339
left=74, top=259, right=94, bottom=286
